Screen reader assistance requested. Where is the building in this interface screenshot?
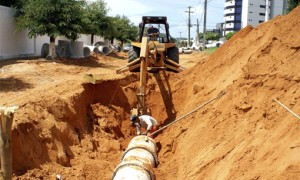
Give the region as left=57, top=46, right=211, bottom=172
left=223, top=0, right=287, bottom=35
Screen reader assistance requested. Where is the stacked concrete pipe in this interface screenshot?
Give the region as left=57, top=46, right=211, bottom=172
left=96, top=45, right=110, bottom=55
left=83, top=45, right=97, bottom=57
left=112, top=135, right=158, bottom=180
left=57, top=40, right=71, bottom=58
left=41, top=43, right=49, bottom=57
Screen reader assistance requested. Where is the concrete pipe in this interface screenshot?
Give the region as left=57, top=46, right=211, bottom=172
left=93, top=41, right=105, bottom=46
left=112, top=135, right=158, bottom=180
left=83, top=45, right=96, bottom=57
left=109, top=45, right=116, bottom=53
left=114, top=45, right=122, bottom=52
left=41, top=43, right=49, bottom=57
left=183, top=49, right=193, bottom=54
left=70, top=41, right=84, bottom=59
left=58, top=40, right=71, bottom=57
left=178, top=47, right=184, bottom=54
left=97, top=46, right=110, bottom=55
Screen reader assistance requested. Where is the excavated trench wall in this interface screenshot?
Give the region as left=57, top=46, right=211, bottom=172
left=10, top=74, right=151, bottom=177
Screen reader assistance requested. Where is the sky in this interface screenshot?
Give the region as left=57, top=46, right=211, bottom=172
left=105, top=0, right=225, bottom=39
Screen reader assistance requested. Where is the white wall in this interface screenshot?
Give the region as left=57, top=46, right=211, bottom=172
left=0, top=6, right=35, bottom=59
left=0, top=6, right=112, bottom=60
left=270, top=0, right=287, bottom=18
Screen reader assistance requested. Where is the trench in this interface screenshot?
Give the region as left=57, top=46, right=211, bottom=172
left=11, top=71, right=177, bottom=179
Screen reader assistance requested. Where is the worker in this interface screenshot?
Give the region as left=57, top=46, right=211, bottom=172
left=130, top=114, right=158, bottom=137
left=147, top=25, right=159, bottom=40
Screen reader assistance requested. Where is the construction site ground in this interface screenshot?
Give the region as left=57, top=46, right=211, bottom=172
left=1, top=7, right=300, bottom=180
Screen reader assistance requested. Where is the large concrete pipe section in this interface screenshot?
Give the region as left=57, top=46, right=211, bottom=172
left=96, top=46, right=110, bottom=55
left=83, top=45, right=97, bottom=57
left=183, top=49, right=193, bottom=54
left=41, top=43, right=49, bottom=57
left=70, top=41, right=84, bottom=59
left=109, top=45, right=116, bottom=54
left=112, top=135, right=158, bottom=180
left=57, top=40, right=71, bottom=58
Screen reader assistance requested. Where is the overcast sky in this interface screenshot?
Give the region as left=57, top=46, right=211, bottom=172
left=105, top=0, right=225, bottom=38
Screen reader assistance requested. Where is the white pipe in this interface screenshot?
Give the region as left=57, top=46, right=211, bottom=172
left=183, top=49, right=193, bottom=54
left=112, top=135, right=157, bottom=180
left=96, top=46, right=110, bottom=55
left=83, top=45, right=96, bottom=57
left=109, top=45, right=116, bottom=53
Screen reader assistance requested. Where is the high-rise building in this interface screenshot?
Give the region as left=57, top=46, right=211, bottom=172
left=223, top=0, right=287, bottom=35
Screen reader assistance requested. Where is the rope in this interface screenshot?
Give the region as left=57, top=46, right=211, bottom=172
left=148, top=90, right=226, bottom=137
left=273, top=98, right=300, bottom=121
left=108, top=80, right=121, bottom=107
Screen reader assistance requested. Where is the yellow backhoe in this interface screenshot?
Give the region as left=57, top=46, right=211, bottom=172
left=117, top=16, right=185, bottom=116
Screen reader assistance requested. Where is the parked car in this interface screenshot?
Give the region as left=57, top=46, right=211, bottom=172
left=205, top=41, right=224, bottom=48
left=123, top=44, right=131, bottom=52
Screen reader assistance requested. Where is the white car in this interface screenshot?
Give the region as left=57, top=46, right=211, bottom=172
left=205, top=41, right=224, bottom=48
left=123, top=44, right=131, bottom=52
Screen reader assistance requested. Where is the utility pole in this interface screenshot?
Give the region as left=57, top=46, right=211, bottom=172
left=178, top=32, right=182, bottom=46
left=185, top=6, right=194, bottom=47
left=197, top=19, right=200, bottom=36
left=202, top=0, right=207, bottom=51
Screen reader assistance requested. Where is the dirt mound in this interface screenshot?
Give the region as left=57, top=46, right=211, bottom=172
left=153, top=7, right=300, bottom=179
left=1, top=7, right=299, bottom=180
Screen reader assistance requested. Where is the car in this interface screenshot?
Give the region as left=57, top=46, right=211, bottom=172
left=123, top=44, right=131, bottom=52
left=205, top=41, right=224, bottom=48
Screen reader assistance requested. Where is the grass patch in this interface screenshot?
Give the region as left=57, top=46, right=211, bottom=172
left=203, top=47, right=218, bottom=54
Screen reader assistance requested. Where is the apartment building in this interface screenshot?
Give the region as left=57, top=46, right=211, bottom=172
left=223, top=0, right=287, bottom=35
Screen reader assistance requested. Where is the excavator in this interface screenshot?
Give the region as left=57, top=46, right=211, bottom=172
left=116, top=16, right=185, bottom=116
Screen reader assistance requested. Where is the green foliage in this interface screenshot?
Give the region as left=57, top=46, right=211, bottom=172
left=285, top=0, right=300, bottom=14
left=170, top=36, right=177, bottom=43
left=0, top=0, right=20, bottom=7
left=203, top=47, right=218, bottom=54
left=225, top=31, right=236, bottom=40
left=15, top=0, right=86, bottom=40
left=82, top=0, right=109, bottom=36
left=199, top=32, right=220, bottom=41
left=107, top=15, right=138, bottom=45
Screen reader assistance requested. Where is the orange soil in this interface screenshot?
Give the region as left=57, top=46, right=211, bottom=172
left=0, top=7, right=299, bottom=180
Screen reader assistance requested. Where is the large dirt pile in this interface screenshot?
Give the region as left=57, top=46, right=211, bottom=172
left=153, top=7, right=300, bottom=179
left=1, top=7, right=299, bottom=180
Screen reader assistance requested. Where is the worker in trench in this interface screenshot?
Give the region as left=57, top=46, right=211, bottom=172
left=130, top=114, right=158, bottom=138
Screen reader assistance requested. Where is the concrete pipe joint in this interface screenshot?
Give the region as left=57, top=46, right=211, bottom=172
left=112, top=135, right=158, bottom=180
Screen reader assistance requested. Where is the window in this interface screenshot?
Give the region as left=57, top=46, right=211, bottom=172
left=259, top=20, right=264, bottom=23
left=260, top=5, right=266, bottom=8
left=259, top=13, right=266, bottom=16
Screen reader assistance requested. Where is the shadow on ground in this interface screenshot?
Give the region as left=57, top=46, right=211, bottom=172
left=0, top=77, right=34, bottom=92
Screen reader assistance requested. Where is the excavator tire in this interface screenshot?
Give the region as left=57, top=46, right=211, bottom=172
left=167, top=47, right=179, bottom=64
left=128, top=46, right=140, bottom=72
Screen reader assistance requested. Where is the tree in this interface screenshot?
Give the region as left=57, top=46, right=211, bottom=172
left=106, top=15, right=138, bottom=46
left=15, top=0, right=86, bottom=59
left=0, top=0, right=18, bottom=7
left=199, top=32, right=220, bottom=41
left=225, top=31, right=236, bottom=40
left=285, top=0, right=300, bottom=14
left=82, top=0, right=109, bottom=44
